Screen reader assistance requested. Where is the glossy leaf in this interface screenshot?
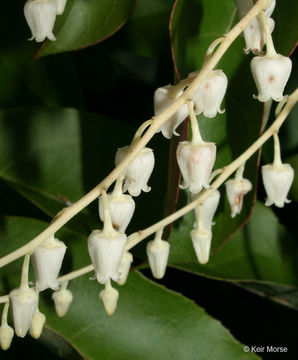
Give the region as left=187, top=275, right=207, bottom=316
left=37, top=0, right=136, bottom=57
left=169, top=201, right=298, bottom=287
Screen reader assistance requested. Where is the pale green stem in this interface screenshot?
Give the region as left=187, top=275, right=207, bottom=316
left=102, top=190, right=115, bottom=234
left=235, top=163, right=245, bottom=180
left=112, top=174, right=125, bottom=198
left=187, top=101, right=203, bottom=145
left=273, top=132, right=282, bottom=166
left=60, top=281, right=69, bottom=291
left=260, top=10, right=277, bottom=57
left=20, top=254, right=30, bottom=289
left=131, top=120, right=153, bottom=146
left=153, top=228, right=164, bottom=243
left=1, top=302, right=9, bottom=325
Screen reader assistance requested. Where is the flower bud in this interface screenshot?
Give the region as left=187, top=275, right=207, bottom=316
left=99, top=193, right=135, bottom=233
left=32, top=235, right=67, bottom=292
left=192, top=70, right=228, bottom=118
left=177, top=141, right=216, bottom=194
left=262, top=163, right=294, bottom=207
left=115, top=146, right=155, bottom=197
left=193, top=190, right=220, bottom=230
left=117, top=252, right=133, bottom=286
left=9, top=287, right=38, bottom=338
left=52, top=287, right=73, bottom=317
left=225, top=178, right=252, bottom=218
left=154, top=85, right=189, bottom=138
left=24, top=0, right=57, bottom=42
left=250, top=54, right=292, bottom=102
left=55, top=0, right=67, bottom=15
left=30, top=307, right=46, bottom=339
left=88, top=229, right=126, bottom=284
left=99, top=281, right=119, bottom=316
left=146, top=232, right=170, bottom=279
left=190, top=228, right=212, bottom=264
left=0, top=323, right=14, bottom=351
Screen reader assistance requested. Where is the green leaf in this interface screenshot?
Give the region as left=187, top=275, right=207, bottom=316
left=37, top=0, right=136, bottom=57
left=169, top=201, right=298, bottom=287
left=0, top=216, right=257, bottom=359
left=41, top=272, right=257, bottom=360
left=0, top=108, right=135, bottom=234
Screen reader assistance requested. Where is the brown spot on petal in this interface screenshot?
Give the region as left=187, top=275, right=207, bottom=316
left=204, top=82, right=210, bottom=89
left=268, top=75, right=275, bottom=82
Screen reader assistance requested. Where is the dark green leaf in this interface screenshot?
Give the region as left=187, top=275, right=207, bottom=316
left=37, top=0, right=136, bottom=57
left=169, top=201, right=298, bottom=287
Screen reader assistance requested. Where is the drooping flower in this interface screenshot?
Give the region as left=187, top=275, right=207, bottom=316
left=0, top=303, right=14, bottom=351
left=98, top=192, right=135, bottom=233
left=10, top=287, right=38, bottom=338
left=30, top=307, right=46, bottom=339
left=52, top=284, right=73, bottom=317
left=88, top=230, right=126, bottom=284
left=225, top=176, right=252, bottom=218
left=262, top=164, right=294, bottom=207
left=177, top=141, right=216, bottom=194
left=146, top=230, right=170, bottom=279
left=251, top=54, right=292, bottom=102
left=99, top=280, right=119, bottom=316
left=243, top=16, right=275, bottom=55
left=193, top=189, right=220, bottom=230
left=117, top=252, right=133, bottom=286
left=24, top=0, right=58, bottom=42
left=192, top=70, right=228, bottom=118
left=190, top=228, right=212, bottom=265
left=32, top=235, right=67, bottom=292
left=115, top=146, right=155, bottom=197
left=154, top=85, right=189, bottom=138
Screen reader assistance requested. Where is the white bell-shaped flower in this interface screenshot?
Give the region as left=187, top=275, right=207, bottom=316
left=190, top=227, right=212, bottom=265
left=177, top=141, right=216, bottom=194
left=117, top=252, right=133, bottom=286
left=24, top=0, right=57, bottom=42
left=262, top=164, right=294, bottom=207
left=262, top=133, right=294, bottom=207
left=0, top=303, right=14, bottom=351
left=243, top=16, right=275, bottom=55
left=225, top=168, right=252, bottom=218
left=154, top=85, right=189, bottom=138
left=98, top=192, right=135, bottom=233
left=30, top=307, right=46, bottom=339
left=32, top=235, right=67, bottom=292
left=55, top=0, right=67, bottom=15
left=88, top=230, right=126, bottom=284
left=9, top=255, right=38, bottom=338
left=99, top=280, right=119, bottom=316
left=115, top=146, right=155, bottom=197
left=251, top=54, right=292, bottom=102
left=146, top=230, right=170, bottom=279
left=193, top=189, right=220, bottom=231
left=192, top=70, right=228, bottom=118
left=10, top=287, right=38, bottom=338
left=52, top=284, right=73, bottom=317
